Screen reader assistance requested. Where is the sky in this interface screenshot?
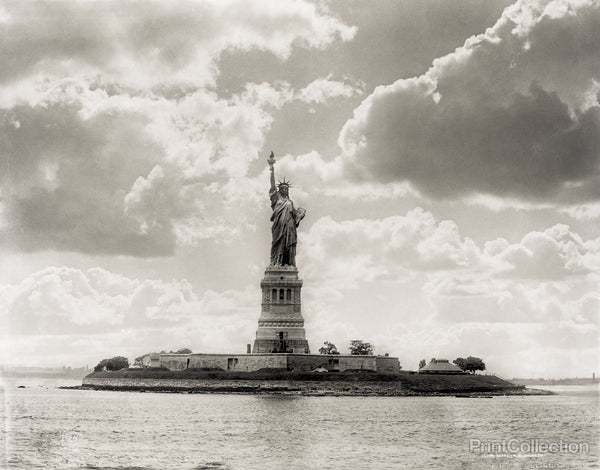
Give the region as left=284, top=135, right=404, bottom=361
left=0, top=0, right=598, bottom=378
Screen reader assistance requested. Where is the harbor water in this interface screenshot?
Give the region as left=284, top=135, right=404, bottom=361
left=1, top=378, right=598, bottom=469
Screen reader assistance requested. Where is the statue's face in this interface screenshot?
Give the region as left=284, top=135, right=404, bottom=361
left=280, top=185, right=289, bottom=197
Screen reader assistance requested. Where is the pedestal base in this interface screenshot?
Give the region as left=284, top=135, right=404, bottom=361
left=252, top=265, right=310, bottom=354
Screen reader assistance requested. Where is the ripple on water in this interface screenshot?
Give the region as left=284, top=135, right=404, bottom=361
left=1, top=380, right=598, bottom=469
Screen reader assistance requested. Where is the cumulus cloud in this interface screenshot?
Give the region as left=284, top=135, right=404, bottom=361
left=0, top=77, right=291, bottom=255
left=0, top=88, right=177, bottom=255
left=301, top=209, right=600, bottom=289
left=297, top=75, right=364, bottom=104
left=339, top=0, right=600, bottom=203
left=0, top=266, right=260, bottom=334
left=561, top=202, right=600, bottom=220
left=491, top=224, right=600, bottom=278
left=0, top=1, right=356, bottom=256
left=418, top=224, right=599, bottom=348
left=297, top=209, right=597, bottom=375
left=0, top=266, right=258, bottom=366
left=0, top=0, right=356, bottom=93
left=299, top=208, right=480, bottom=288
left=425, top=272, right=598, bottom=322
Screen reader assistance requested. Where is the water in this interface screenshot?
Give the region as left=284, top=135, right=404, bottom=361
left=1, top=378, right=598, bottom=469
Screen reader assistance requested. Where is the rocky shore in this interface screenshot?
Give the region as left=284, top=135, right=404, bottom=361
left=75, top=369, right=553, bottom=397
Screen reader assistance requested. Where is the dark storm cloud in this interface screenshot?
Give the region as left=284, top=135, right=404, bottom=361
left=339, top=0, right=600, bottom=202
left=0, top=98, right=176, bottom=256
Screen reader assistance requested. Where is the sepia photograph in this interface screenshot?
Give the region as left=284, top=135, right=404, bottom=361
left=0, top=0, right=598, bottom=469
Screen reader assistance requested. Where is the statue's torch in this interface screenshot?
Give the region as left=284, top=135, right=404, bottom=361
left=267, top=151, right=275, bottom=169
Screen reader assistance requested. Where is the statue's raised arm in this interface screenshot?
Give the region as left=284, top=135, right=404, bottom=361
left=268, top=151, right=276, bottom=194
left=267, top=152, right=306, bottom=267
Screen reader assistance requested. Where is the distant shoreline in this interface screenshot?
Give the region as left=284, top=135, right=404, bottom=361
left=511, top=378, right=598, bottom=386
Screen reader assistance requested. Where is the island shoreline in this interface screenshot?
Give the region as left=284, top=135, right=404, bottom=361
left=71, top=369, right=555, bottom=397
left=63, top=384, right=554, bottom=397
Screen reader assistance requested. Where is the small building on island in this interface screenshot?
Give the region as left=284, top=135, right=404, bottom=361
left=418, top=358, right=464, bottom=374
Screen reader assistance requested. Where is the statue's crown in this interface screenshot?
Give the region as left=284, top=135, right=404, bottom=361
left=278, top=178, right=292, bottom=188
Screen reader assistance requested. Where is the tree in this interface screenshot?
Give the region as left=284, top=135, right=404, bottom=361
left=453, top=357, right=467, bottom=371
left=349, top=340, right=374, bottom=355
left=94, top=356, right=129, bottom=372
left=454, top=356, right=486, bottom=374
left=319, top=341, right=340, bottom=355
left=419, top=359, right=427, bottom=369
left=465, top=356, right=486, bottom=374
left=173, top=348, right=192, bottom=354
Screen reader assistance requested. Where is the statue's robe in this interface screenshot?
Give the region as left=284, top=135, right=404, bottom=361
left=270, top=188, right=297, bottom=266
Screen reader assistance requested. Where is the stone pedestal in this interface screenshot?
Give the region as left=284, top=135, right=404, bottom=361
left=252, top=265, right=310, bottom=354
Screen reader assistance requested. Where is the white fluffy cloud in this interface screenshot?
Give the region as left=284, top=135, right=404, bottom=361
left=297, top=75, right=363, bottom=104
left=301, top=209, right=600, bottom=288
left=339, top=0, right=600, bottom=203
left=492, top=224, right=600, bottom=278
left=0, top=266, right=258, bottom=366
left=561, top=202, right=600, bottom=221
left=0, top=266, right=259, bottom=333
left=0, top=1, right=356, bottom=94
left=295, top=210, right=598, bottom=375
left=300, top=208, right=477, bottom=287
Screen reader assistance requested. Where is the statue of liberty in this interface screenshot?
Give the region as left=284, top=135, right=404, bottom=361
left=267, top=152, right=306, bottom=267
